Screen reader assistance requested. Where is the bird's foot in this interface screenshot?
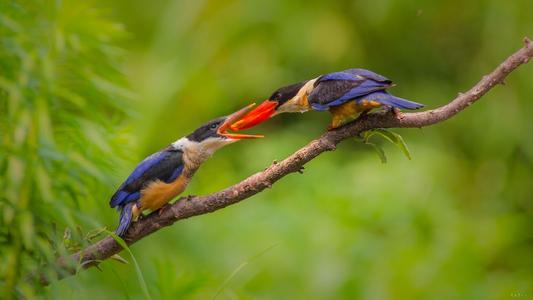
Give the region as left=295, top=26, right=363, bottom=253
left=389, top=106, right=403, bottom=119
left=185, top=194, right=196, bottom=201
left=132, top=204, right=143, bottom=221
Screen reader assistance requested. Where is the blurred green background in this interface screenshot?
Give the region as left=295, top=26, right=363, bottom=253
left=1, top=0, right=532, bottom=299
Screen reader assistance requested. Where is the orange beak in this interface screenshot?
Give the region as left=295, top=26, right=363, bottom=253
left=217, top=103, right=264, bottom=139
left=229, top=100, right=279, bottom=131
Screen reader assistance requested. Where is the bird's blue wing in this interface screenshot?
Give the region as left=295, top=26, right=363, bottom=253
left=124, top=151, right=168, bottom=185
left=309, top=69, right=393, bottom=111
left=342, top=68, right=391, bottom=82
left=311, top=80, right=389, bottom=110
left=318, top=69, right=391, bottom=83
left=319, top=71, right=360, bottom=82
left=109, top=147, right=184, bottom=208
left=356, top=91, right=424, bottom=110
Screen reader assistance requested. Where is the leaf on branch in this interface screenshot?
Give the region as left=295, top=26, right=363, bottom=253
left=110, top=254, right=129, bottom=264
left=366, top=142, right=387, bottom=164
left=362, top=128, right=412, bottom=160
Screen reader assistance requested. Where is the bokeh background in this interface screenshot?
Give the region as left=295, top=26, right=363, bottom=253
left=1, top=0, right=532, bottom=299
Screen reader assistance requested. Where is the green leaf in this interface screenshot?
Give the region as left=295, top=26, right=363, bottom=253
left=19, top=212, right=34, bottom=250
left=390, top=131, right=412, bottom=160
left=367, top=142, right=387, bottom=163
left=110, top=254, right=129, bottom=265
left=106, top=230, right=152, bottom=300
left=363, top=129, right=412, bottom=160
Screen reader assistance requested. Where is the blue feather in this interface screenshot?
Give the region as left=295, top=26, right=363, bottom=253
left=110, top=148, right=184, bottom=236
left=167, top=165, right=184, bottom=183
left=320, top=69, right=391, bottom=82
left=342, top=68, right=391, bottom=82
left=109, top=151, right=169, bottom=208
left=310, top=80, right=389, bottom=111
left=331, top=80, right=387, bottom=105
left=110, top=189, right=142, bottom=209
left=320, top=71, right=359, bottom=81
left=358, top=91, right=424, bottom=109
left=115, top=202, right=135, bottom=236
left=123, top=191, right=141, bottom=203
left=124, top=151, right=168, bottom=186
left=110, top=190, right=130, bottom=207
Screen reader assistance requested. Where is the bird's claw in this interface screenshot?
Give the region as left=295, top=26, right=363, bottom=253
left=385, top=106, right=403, bottom=119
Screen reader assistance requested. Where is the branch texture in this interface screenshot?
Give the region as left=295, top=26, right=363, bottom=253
left=37, top=38, right=533, bottom=285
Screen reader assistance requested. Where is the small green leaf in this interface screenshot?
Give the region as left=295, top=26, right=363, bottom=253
left=19, top=212, right=35, bottom=250
left=110, top=254, right=129, bottom=264
left=369, top=128, right=397, bottom=144
left=390, top=131, right=412, bottom=160
left=363, top=129, right=412, bottom=160
left=367, top=142, right=387, bottom=163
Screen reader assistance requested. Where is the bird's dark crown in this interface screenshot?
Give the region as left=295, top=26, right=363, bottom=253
left=186, top=117, right=226, bottom=142
left=269, top=80, right=308, bottom=105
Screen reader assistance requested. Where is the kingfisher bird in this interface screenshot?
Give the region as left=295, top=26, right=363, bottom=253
left=230, top=68, right=424, bottom=130
left=110, top=104, right=262, bottom=236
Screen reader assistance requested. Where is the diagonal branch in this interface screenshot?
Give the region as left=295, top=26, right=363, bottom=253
left=35, top=38, right=532, bottom=285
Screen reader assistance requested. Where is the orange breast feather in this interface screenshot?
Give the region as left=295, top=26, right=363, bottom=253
left=328, top=99, right=383, bottom=129
left=139, top=174, right=190, bottom=212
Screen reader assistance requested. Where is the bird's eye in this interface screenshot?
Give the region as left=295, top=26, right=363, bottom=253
left=210, top=123, right=218, bottom=130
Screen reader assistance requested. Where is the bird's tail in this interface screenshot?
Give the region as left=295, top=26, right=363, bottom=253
left=116, top=202, right=135, bottom=237
left=364, top=91, right=424, bottom=110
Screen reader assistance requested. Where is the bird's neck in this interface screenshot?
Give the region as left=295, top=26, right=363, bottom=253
left=183, top=145, right=212, bottom=171
left=172, top=137, right=216, bottom=172
left=277, top=78, right=317, bottom=114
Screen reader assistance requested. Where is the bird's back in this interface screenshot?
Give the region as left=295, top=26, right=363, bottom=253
left=309, top=68, right=393, bottom=110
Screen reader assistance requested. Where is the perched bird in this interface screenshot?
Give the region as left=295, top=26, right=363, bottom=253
left=231, top=68, right=424, bottom=130
left=110, top=104, right=262, bottom=236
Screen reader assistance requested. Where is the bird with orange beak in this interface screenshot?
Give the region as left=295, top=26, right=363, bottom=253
left=110, top=104, right=262, bottom=236
left=231, top=68, right=424, bottom=130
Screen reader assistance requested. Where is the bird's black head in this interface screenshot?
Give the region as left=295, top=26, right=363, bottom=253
left=229, top=80, right=310, bottom=132
left=186, top=117, right=226, bottom=142
left=268, top=80, right=308, bottom=106
left=186, top=104, right=263, bottom=144
left=173, top=105, right=262, bottom=160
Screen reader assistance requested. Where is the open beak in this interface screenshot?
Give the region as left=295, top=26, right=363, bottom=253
left=217, top=103, right=264, bottom=139
left=229, top=100, right=278, bottom=131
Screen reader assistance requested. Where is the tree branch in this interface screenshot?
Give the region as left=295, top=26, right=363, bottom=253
left=35, top=38, right=532, bottom=285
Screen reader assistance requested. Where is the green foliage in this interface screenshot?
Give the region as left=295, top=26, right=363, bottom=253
left=0, top=0, right=131, bottom=298
left=365, top=141, right=388, bottom=163
left=1, top=0, right=533, bottom=299
left=107, top=231, right=151, bottom=300
left=362, top=128, right=412, bottom=163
